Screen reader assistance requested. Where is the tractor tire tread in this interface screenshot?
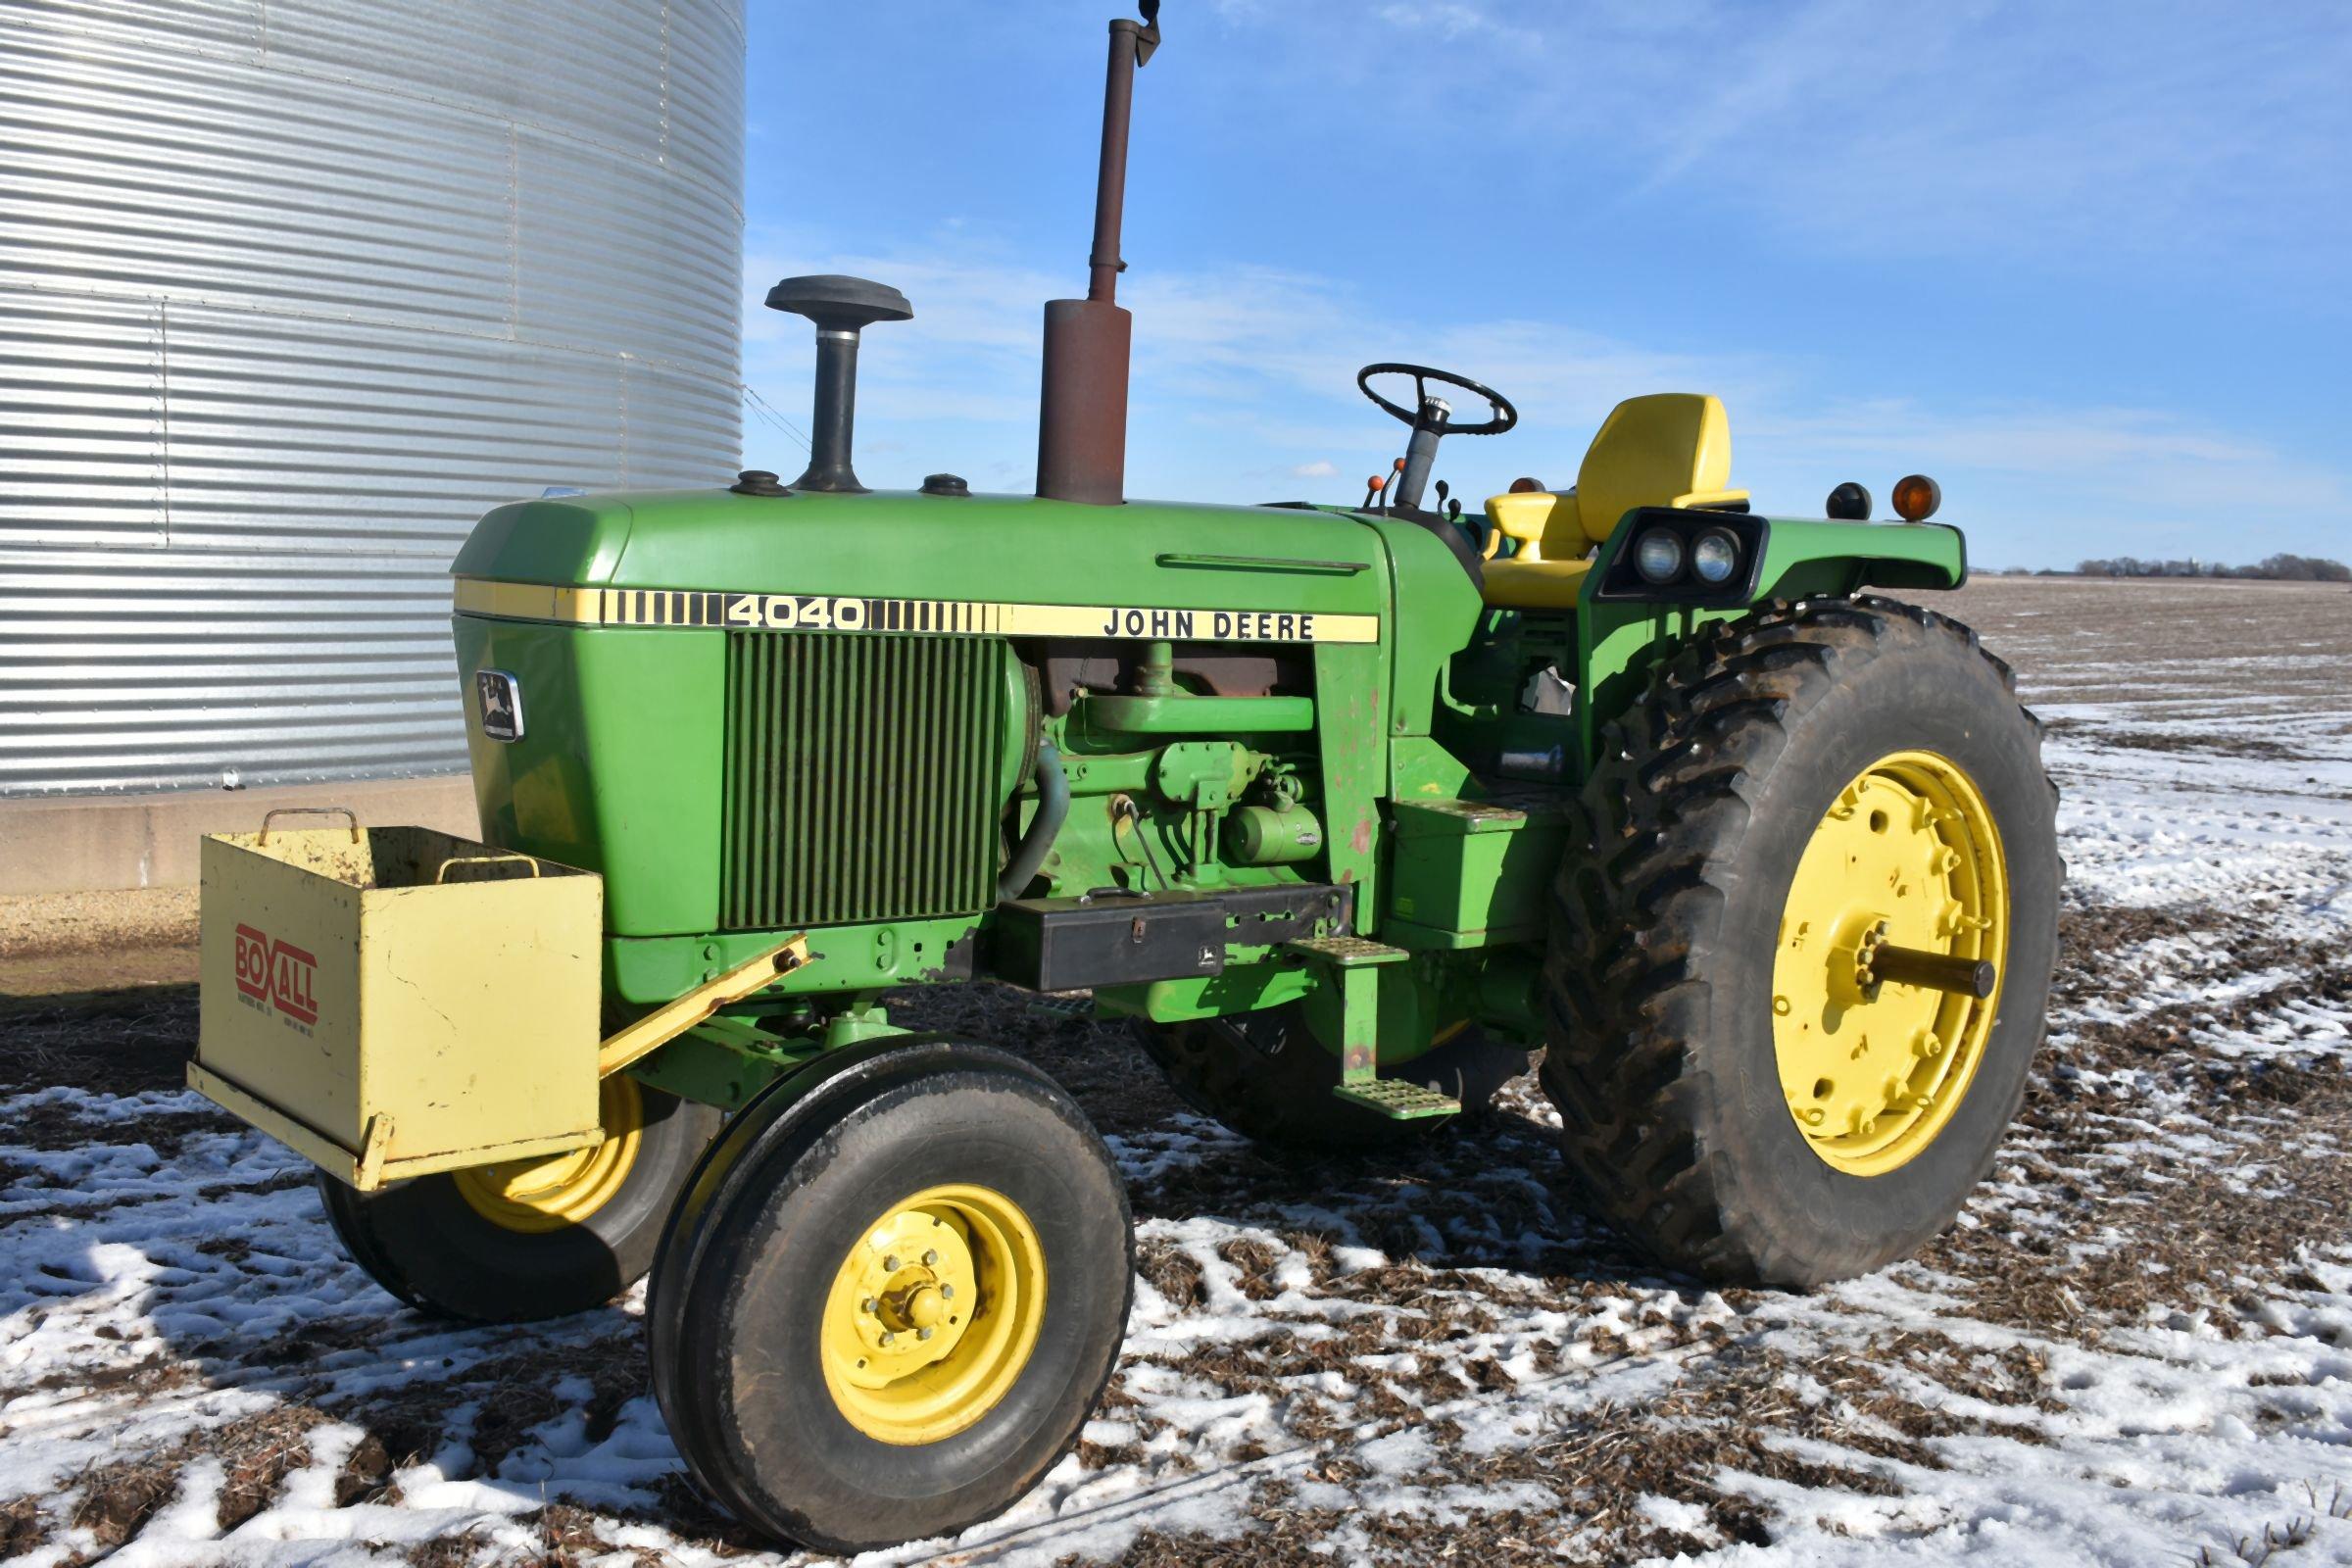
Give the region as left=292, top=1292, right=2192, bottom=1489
left=1538, top=593, right=2057, bottom=1285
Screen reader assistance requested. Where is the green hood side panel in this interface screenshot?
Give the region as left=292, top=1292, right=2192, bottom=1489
left=1363, top=518, right=1485, bottom=751
left=454, top=616, right=724, bottom=937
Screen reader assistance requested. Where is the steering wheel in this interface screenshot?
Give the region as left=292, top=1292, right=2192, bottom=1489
left=1356, top=363, right=1518, bottom=436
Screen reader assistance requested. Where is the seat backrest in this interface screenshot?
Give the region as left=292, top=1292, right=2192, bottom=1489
left=1570, top=393, right=1740, bottom=550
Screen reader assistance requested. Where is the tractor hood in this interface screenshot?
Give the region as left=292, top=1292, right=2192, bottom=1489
left=453, top=488, right=1389, bottom=628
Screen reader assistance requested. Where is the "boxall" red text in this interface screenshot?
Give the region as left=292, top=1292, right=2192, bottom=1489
left=233, top=923, right=318, bottom=1026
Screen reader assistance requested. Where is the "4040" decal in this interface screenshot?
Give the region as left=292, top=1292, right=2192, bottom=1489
left=722, top=594, right=874, bottom=631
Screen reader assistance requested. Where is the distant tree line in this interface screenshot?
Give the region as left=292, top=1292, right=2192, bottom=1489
left=2067, top=554, right=2351, bottom=582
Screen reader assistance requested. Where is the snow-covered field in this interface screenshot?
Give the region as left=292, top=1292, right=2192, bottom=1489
left=4, top=576, right=2351, bottom=1567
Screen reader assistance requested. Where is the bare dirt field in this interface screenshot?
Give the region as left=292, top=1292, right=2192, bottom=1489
left=0, top=890, right=198, bottom=999
left=3, top=577, right=2350, bottom=1567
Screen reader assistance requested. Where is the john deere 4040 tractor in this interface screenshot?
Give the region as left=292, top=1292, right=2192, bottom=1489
left=190, top=4, right=2056, bottom=1552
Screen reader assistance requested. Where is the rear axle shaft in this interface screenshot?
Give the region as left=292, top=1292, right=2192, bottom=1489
left=1867, top=944, right=1996, bottom=999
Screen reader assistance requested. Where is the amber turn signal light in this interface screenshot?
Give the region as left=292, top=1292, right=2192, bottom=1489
left=1891, top=473, right=1941, bottom=521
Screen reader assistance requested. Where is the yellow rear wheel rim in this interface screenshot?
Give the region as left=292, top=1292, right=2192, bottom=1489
left=453, top=1076, right=645, bottom=1233
left=821, top=1183, right=1047, bottom=1446
left=1771, top=750, right=2008, bottom=1177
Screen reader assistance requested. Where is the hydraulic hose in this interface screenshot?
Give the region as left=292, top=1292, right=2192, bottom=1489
left=997, top=740, right=1069, bottom=902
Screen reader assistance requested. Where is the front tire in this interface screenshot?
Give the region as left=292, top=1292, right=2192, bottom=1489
left=318, top=1076, right=722, bottom=1323
left=1541, top=595, right=2059, bottom=1287
left=650, top=1041, right=1133, bottom=1554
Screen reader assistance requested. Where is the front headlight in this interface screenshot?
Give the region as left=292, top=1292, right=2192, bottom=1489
left=1635, top=528, right=1684, bottom=584
left=1690, top=527, right=1740, bottom=585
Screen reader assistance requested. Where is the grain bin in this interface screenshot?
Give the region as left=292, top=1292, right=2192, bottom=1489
left=0, top=0, right=746, bottom=795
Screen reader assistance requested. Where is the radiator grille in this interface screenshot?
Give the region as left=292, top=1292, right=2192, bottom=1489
left=721, top=632, right=1007, bottom=930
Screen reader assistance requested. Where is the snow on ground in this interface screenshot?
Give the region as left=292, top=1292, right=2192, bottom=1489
left=3, top=577, right=2351, bottom=1567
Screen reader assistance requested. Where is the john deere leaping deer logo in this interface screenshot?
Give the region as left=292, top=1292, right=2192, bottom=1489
left=233, top=924, right=318, bottom=1027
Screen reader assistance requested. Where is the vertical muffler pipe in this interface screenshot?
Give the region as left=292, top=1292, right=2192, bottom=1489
left=1036, top=2, right=1161, bottom=507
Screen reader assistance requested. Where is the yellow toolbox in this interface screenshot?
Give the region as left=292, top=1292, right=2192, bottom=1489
left=188, top=811, right=605, bottom=1191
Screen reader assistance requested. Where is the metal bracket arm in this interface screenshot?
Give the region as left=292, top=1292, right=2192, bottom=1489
left=598, top=935, right=811, bottom=1078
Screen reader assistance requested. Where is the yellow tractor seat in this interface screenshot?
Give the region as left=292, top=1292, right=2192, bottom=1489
left=1481, top=393, right=1750, bottom=611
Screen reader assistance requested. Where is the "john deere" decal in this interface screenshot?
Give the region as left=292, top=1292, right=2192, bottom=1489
left=453, top=579, right=1379, bottom=645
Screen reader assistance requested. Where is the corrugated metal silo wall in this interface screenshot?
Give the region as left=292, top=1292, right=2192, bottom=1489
left=0, top=0, right=745, bottom=795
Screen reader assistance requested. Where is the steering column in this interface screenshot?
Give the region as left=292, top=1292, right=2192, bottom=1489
left=1355, top=363, right=1518, bottom=514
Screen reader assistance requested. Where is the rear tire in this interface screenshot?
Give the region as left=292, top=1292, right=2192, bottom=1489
left=319, top=1077, right=722, bottom=1323
left=650, top=1041, right=1133, bottom=1554
left=1540, top=595, right=2060, bottom=1287
left=1138, top=1006, right=1530, bottom=1152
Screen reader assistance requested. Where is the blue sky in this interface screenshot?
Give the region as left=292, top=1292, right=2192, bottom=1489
left=741, top=1, right=2349, bottom=569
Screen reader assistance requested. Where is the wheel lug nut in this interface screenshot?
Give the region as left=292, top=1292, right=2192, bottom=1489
left=922, top=1250, right=938, bottom=1266
left=917, top=1327, right=934, bottom=1341
left=940, top=1284, right=955, bottom=1300
left=879, top=1331, right=895, bottom=1346
left=861, top=1298, right=876, bottom=1314
left=883, top=1255, right=900, bottom=1272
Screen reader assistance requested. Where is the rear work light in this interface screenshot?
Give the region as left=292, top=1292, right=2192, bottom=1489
left=1594, top=508, right=1770, bottom=608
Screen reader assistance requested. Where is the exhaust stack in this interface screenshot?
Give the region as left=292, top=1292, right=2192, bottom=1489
left=1036, top=1, right=1162, bottom=507
left=765, top=273, right=912, bottom=494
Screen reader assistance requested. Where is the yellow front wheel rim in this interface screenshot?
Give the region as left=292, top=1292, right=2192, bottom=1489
left=1772, top=750, right=2009, bottom=1177
left=821, top=1184, right=1047, bottom=1446
left=453, top=1076, right=645, bottom=1233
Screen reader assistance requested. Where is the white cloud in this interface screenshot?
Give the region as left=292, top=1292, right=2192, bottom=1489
left=1374, top=1, right=1543, bottom=49
left=1290, top=459, right=1339, bottom=478
left=1229, top=0, right=2352, bottom=277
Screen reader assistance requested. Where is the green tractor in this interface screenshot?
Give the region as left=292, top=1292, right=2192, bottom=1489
left=190, top=3, right=2055, bottom=1553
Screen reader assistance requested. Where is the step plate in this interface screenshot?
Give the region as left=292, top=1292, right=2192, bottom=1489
left=1331, top=1079, right=1461, bottom=1120
left=1283, top=935, right=1409, bottom=967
